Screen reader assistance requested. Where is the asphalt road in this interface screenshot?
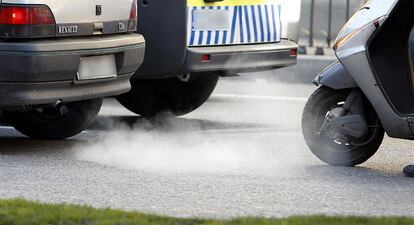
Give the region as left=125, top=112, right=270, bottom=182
left=1, top=76, right=414, bottom=218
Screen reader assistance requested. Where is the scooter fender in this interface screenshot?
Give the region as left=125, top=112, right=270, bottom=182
left=313, top=61, right=358, bottom=90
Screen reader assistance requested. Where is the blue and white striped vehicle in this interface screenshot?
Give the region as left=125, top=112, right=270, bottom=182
left=117, top=0, right=301, bottom=118
left=187, top=3, right=283, bottom=46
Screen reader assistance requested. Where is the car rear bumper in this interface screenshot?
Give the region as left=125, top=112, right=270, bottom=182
left=0, top=33, right=145, bottom=106
left=181, top=40, right=298, bottom=73
left=0, top=74, right=132, bottom=107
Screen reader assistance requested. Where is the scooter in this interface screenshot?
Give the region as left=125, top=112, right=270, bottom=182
left=302, top=0, right=414, bottom=166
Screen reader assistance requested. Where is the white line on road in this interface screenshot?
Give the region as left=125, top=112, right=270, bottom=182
left=212, top=94, right=308, bottom=102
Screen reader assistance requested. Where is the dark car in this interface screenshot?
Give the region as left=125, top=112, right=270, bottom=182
left=117, top=0, right=301, bottom=117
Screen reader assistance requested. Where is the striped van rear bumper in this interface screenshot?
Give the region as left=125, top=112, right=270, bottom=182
left=181, top=39, right=297, bottom=73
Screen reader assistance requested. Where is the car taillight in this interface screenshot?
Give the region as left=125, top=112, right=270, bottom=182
left=0, top=5, right=56, bottom=38
left=0, top=6, right=55, bottom=25
left=128, top=0, right=137, bottom=32
left=290, top=49, right=298, bottom=57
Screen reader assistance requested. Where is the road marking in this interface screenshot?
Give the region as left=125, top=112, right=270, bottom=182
left=212, top=93, right=308, bottom=102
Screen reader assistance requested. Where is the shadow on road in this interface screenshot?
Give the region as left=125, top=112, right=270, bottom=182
left=89, top=115, right=275, bottom=133
left=305, top=164, right=411, bottom=182
left=0, top=115, right=276, bottom=155
left=0, top=136, right=83, bottom=155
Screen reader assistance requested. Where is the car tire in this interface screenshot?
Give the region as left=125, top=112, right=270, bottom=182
left=302, top=86, right=385, bottom=166
left=3, top=98, right=103, bottom=140
left=117, top=72, right=219, bottom=117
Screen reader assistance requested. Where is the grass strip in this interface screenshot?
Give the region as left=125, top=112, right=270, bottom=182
left=0, top=199, right=412, bottom=225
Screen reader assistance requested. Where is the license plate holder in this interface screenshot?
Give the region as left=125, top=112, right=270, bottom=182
left=77, top=55, right=117, bottom=80
left=192, top=9, right=231, bottom=31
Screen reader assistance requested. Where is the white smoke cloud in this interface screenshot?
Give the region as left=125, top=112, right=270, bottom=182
left=72, top=77, right=310, bottom=175
left=73, top=114, right=272, bottom=174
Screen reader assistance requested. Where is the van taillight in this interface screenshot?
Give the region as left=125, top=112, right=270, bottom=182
left=128, top=0, right=137, bottom=32
left=0, top=5, right=56, bottom=38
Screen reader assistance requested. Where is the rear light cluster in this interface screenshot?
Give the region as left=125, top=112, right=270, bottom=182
left=0, top=5, right=56, bottom=38
left=0, top=6, right=55, bottom=25
left=290, top=49, right=298, bottom=57
left=128, top=0, right=138, bottom=32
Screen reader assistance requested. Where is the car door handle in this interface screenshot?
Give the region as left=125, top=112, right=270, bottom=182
left=204, top=0, right=224, bottom=3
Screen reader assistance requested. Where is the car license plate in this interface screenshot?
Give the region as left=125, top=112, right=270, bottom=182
left=192, top=9, right=231, bottom=31
left=77, top=55, right=117, bottom=80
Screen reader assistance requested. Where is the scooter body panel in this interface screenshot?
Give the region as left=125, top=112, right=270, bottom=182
left=335, top=0, right=414, bottom=139
left=341, top=52, right=413, bottom=139
left=335, top=0, right=397, bottom=46
left=314, top=61, right=357, bottom=90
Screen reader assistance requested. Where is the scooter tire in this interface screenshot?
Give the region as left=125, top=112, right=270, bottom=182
left=302, top=86, right=384, bottom=166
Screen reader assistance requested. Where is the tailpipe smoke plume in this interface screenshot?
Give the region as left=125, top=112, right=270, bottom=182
left=73, top=114, right=272, bottom=174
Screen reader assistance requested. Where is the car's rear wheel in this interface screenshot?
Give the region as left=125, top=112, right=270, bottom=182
left=3, top=98, right=102, bottom=140
left=117, top=72, right=219, bottom=117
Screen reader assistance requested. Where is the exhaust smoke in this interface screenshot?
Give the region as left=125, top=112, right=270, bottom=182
left=73, top=114, right=273, bottom=174
left=72, top=75, right=311, bottom=175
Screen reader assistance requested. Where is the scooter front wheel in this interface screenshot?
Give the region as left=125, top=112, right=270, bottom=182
left=302, top=86, right=384, bottom=166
